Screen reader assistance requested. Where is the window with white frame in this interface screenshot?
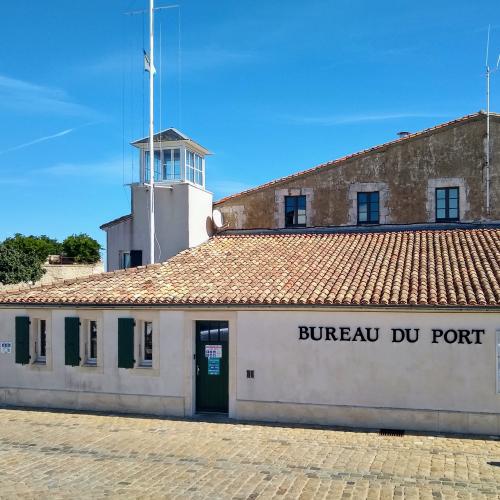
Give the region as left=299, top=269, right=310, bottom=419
left=186, top=150, right=203, bottom=186
left=186, top=150, right=195, bottom=183
left=140, top=321, right=153, bottom=367
left=162, top=148, right=181, bottom=181
left=144, top=151, right=162, bottom=182
left=120, top=251, right=131, bottom=270
left=194, top=154, right=203, bottom=185
left=35, top=319, right=47, bottom=363
left=85, top=320, right=98, bottom=365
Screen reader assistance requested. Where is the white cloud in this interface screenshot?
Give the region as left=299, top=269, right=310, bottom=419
left=38, top=157, right=124, bottom=180
left=0, top=75, right=102, bottom=118
left=280, top=112, right=450, bottom=126
left=0, top=128, right=76, bottom=155
left=80, top=45, right=257, bottom=79
left=181, top=47, right=257, bottom=73
left=208, top=179, right=253, bottom=198
left=0, top=157, right=126, bottom=187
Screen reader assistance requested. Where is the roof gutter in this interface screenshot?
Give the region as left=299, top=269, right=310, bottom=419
left=0, top=302, right=498, bottom=313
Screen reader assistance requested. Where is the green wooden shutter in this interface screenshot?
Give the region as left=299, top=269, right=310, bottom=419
left=118, top=318, right=135, bottom=368
left=15, top=316, right=30, bottom=365
left=65, top=317, right=80, bottom=366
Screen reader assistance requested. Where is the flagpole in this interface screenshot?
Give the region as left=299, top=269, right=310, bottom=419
left=148, top=0, right=155, bottom=264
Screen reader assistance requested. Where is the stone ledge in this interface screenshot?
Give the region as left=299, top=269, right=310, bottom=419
left=235, top=400, right=500, bottom=436
left=1, top=388, right=185, bottom=417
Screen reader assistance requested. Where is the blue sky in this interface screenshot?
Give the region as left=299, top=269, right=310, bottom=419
left=1, top=0, right=499, bottom=252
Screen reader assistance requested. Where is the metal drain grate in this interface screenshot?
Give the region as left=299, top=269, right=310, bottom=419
left=379, top=428, right=405, bottom=437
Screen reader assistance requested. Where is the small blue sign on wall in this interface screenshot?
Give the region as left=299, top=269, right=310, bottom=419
left=208, top=358, right=220, bottom=375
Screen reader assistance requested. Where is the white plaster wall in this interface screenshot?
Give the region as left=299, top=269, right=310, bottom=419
left=188, top=184, right=213, bottom=247
left=236, top=310, right=500, bottom=414
left=128, top=183, right=212, bottom=266
left=105, top=218, right=133, bottom=271
left=1, top=306, right=499, bottom=433
left=0, top=308, right=185, bottom=414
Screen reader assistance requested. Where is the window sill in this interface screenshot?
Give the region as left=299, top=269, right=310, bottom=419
left=78, top=363, right=104, bottom=374
left=29, top=361, right=50, bottom=371
left=129, top=364, right=159, bottom=376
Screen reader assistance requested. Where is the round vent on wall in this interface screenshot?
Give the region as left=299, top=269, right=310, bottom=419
left=212, top=209, right=224, bottom=229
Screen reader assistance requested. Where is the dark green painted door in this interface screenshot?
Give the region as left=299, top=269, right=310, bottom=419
left=196, top=321, right=229, bottom=413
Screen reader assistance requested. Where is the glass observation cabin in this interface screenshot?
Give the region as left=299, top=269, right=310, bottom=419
left=131, top=128, right=211, bottom=188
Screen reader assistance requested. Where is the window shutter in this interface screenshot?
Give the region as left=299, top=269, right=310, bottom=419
left=130, top=250, right=143, bottom=268
left=118, top=318, right=135, bottom=368
left=65, top=317, right=80, bottom=366
left=15, top=316, right=30, bottom=365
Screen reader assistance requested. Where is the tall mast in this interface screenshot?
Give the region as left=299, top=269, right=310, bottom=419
left=486, top=62, right=491, bottom=217
left=148, top=0, right=155, bottom=264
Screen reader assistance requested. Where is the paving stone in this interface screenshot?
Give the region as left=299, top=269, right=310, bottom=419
left=0, top=408, right=499, bottom=499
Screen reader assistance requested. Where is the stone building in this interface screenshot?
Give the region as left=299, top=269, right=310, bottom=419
left=215, top=112, right=500, bottom=229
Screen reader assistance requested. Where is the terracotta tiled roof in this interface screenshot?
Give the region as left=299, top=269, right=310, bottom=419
left=214, top=112, right=497, bottom=205
left=1, top=227, right=498, bottom=308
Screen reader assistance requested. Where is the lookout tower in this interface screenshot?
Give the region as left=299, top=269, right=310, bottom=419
left=101, top=129, right=214, bottom=272
left=132, top=128, right=210, bottom=187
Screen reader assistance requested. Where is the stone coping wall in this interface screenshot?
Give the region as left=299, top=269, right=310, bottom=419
left=0, top=261, right=104, bottom=292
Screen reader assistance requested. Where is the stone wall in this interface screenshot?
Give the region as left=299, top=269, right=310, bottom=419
left=215, top=114, right=500, bottom=229
left=0, top=261, right=104, bottom=292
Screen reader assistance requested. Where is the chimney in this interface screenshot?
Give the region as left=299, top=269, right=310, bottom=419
left=397, top=131, right=411, bottom=138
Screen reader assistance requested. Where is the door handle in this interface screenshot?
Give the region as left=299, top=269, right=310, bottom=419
left=197, top=365, right=200, bottom=376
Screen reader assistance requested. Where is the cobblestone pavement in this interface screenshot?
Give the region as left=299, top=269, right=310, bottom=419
left=0, top=408, right=499, bottom=499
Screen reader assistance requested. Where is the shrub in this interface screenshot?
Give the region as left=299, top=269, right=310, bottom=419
left=3, top=233, right=62, bottom=262
left=0, top=244, right=45, bottom=285
left=62, top=234, right=101, bottom=264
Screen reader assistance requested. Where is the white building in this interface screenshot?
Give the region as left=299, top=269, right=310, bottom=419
left=0, top=228, right=499, bottom=435
left=0, top=116, right=499, bottom=436
left=101, top=129, right=213, bottom=271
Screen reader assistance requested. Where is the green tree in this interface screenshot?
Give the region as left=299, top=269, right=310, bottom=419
left=62, top=234, right=101, bottom=264
left=0, top=244, right=45, bottom=285
left=2, top=233, right=62, bottom=262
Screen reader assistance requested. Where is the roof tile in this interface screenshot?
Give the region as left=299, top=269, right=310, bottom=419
left=0, top=228, right=498, bottom=308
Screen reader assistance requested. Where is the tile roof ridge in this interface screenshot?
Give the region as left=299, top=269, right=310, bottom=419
left=213, top=112, right=489, bottom=206
left=100, top=213, right=132, bottom=230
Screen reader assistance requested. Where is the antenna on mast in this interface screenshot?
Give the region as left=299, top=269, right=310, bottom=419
left=485, top=25, right=500, bottom=217
left=148, top=0, right=155, bottom=265
left=125, top=3, right=179, bottom=265
left=486, top=25, right=491, bottom=217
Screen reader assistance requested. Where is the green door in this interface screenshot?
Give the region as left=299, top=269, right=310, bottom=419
left=196, top=321, right=229, bottom=413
